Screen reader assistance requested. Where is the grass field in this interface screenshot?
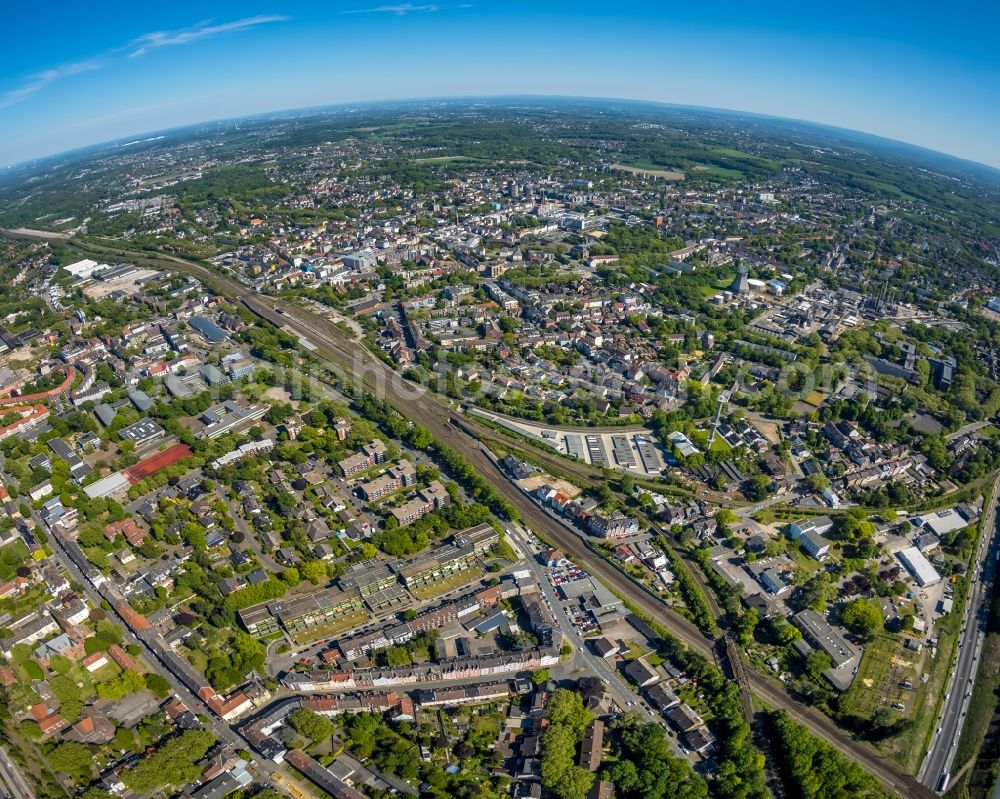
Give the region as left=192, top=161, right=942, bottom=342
left=698, top=275, right=737, bottom=298
left=612, top=162, right=685, bottom=180
left=709, top=436, right=732, bottom=454
left=791, top=548, right=824, bottom=580
left=711, top=147, right=781, bottom=172
left=842, top=636, right=900, bottom=718
left=803, top=390, right=827, bottom=407
left=693, top=163, right=743, bottom=179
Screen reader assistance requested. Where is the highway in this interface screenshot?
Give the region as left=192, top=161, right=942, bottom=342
left=52, top=240, right=936, bottom=798
left=919, top=476, right=1000, bottom=792
left=0, top=746, right=33, bottom=799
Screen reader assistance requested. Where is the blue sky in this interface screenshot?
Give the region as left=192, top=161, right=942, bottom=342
left=1, top=1, right=998, bottom=168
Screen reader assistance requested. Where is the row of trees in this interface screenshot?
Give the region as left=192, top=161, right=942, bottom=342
left=768, top=710, right=889, bottom=798
left=540, top=689, right=596, bottom=799
left=657, top=537, right=719, bottom=635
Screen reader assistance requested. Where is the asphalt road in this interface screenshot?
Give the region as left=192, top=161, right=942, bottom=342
left=504, top=523, right=662, bottom=724
left=920, top=476, right=1000, bottom=791
left=66, top=242, right=935, bottom=798
left=43, top=530, right=266, bottom=773
left=0, top=746, right=34, bottom=799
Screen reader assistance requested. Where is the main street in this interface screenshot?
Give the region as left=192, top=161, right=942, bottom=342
left=503, top=522, right=661, bottom=727
left=42, top=527, right=273, bottom=776
left=919, top=475, right=1000, bottom=791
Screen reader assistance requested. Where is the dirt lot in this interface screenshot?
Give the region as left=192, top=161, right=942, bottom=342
left=83, top=268, right=160, bottom=298
left=612, top=163, right=685, bottom=181
left=751, top=418, right=782, bottom=445
left=264, top=386, right=294, bottom=403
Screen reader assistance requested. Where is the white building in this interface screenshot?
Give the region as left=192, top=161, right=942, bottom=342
left=897, top=546, right=941, bottom=587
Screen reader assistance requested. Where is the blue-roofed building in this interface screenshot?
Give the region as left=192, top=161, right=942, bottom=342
left=474, top=612, right=508, bottom=634
left=189, top=316, right=227, bottom=343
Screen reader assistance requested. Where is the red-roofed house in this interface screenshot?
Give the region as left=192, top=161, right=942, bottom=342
left=163, top=697, right=190, bottom=720
left=103, top=519, right=147, bottom=547
left=210, top=692, right=253, bottom=721
left=198, top=686, right=217, bottom=703
left=82, top=651, right=110, bottom=673
left=107, top=644, right=139, bottom=673
left=0, top=576, right=29, bottom=599
left=38, top=712, right=67, bottom=736
left=392, top=695, right=415, bottom=722
left=66, top=711, right=115, bottom=744
left=30, top=704, right=66, bottom=736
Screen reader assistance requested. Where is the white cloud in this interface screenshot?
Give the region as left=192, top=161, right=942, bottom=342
left=342, top=4, right=440, bottom=15
left=0, top=14, right=289, bottom=110
left=129, top=15, right=288, bottom=57
left=0, top=59, right=104, bottom=109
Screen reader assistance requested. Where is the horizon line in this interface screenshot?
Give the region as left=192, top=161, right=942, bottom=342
left=3, top=93, right=999, bottom=178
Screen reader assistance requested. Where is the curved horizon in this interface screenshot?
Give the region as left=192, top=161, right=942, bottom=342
left=5, top=94, right=999, bottom=181
left=0, top=2, right=997, bottom=172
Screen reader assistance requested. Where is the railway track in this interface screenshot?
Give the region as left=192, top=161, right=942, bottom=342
left=57, top=240, right=935, bottom=799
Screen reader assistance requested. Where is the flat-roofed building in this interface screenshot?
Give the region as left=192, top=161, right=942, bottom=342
left=452, top=522, right=499, bottom=555
left=338, top=439, right=389, bottom=477
left=390, top=480, right=450, bottom=526
left=239, top=586, right=364, bottom=636
left=338, top=560, right=398, bottom=596
left=397, top=543, right=479, bottom=589
left=897, top=546, right=942, bottom=587
left=358, top=460, right=416, bottom=501
left=84, top=472, right=131, bottom=500
left=793, top=609, right=859, bottom=669
left=787, top=516, right=834, bottom=540
left=118, top=419, right=165, bottom=446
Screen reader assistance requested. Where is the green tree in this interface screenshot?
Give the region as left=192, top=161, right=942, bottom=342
left=122, top=729, right=216, bottom=793
left=288, top=708, right=334, bottom=743
left=113, top=727, right=135, bottom=753
left=300, top=560, right=327, bottom=585
left=144, top=672, right=172, bottom=698
left=770, top=710, right=886, bottom=798
left=840, top=598, right=884, bottom=641
left=604, top=715, right=708, bottom=799
left=805, top=650, right=833, bottom=679
left=806, top=472, right=830, bottom=493
left=47, top=742, right=94, bottom=782
left=547, top=688, right=594, bottom=734
left=97, top=669, right=145, bottom=700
